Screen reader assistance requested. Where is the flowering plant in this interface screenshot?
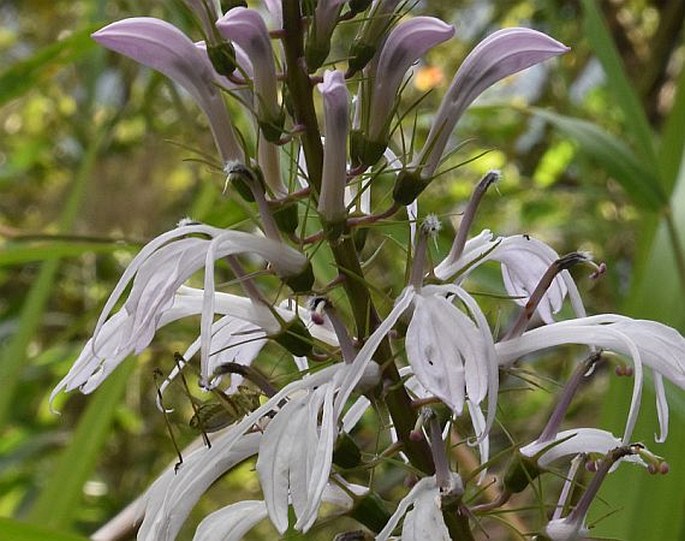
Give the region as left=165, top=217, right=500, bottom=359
left=52, top=1, right=684, bottom=540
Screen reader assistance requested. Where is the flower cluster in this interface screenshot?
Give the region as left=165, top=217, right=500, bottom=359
left=53, top=1, right=685, bottom=540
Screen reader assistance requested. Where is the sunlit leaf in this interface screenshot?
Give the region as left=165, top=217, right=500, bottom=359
left=0, top=241, right=137, bottom=267
left=529, top=108, right=666, bottom=211
left=580, top=0, right=658, bottom=168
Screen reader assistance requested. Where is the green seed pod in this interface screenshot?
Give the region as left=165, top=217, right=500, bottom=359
left=283, top=260, right=315, bottom=293
left=392, top=168, right=427, bottom=206
left=503, top=453, right=543, bottom=494
left=348, top=41, right=377, bottom=74
left=350, top=493, right=392, bottom=534
left=259, top=109, right=285, bottom=144
left=350, top=130, right=387, bottom=169
left=272, top=201, right=299, bottom=235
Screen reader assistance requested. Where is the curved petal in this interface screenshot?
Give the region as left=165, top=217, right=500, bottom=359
left=93, top=18, right=243, bottom=162
left=414, top=28, right=568, bottom=178
left=192, top=500, right=267, bottom=541
left=368, top=17, right=454, bottom=141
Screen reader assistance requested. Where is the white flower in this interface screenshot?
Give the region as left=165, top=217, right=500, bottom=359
left=436, top=230, right=586, bottom=323
left=256, top=381, right=337, bottom=533
left=497, top=315, right=685, bottom=442
left=376, top=473, right=463, bottom=541
left=520, top=428, right=644, bottom=468
left=406, top=284, right=497, bottom=419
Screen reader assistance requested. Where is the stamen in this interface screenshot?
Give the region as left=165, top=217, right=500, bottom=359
left=503, top=252, right=589, bottom=339
left=537, top=351, right=603, bottom=443
left=409, top=214, right=442, bottom=288
left=446, top=170, right=499, bottom=265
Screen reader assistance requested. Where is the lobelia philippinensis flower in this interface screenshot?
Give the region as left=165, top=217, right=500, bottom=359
left=50, top=2, right=685, bottom=540
left=393, top=28, right=570, bottom=205
left=92, top=18, right=244, bottom=164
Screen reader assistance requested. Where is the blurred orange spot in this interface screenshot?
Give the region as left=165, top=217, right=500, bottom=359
left=414, top=65, right=445, bottom=91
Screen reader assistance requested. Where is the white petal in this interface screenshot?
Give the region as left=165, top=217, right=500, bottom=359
left=520, top=428, right=622, bottom=467
left=138, top=431, right=261, bottom=541
left=192, top=500, right=267, bottom=541
left=401, top=483, right=451, bottom=541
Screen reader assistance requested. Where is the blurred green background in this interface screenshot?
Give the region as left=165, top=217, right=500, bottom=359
left=1, top=0, right=684, bottom=539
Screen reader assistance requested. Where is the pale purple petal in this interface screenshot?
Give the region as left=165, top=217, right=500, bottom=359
left=217, top=8, right=280, bottom=122
left=368, top=17, right=454, bottom=141
left=414, top=28, right=569, bottom=178
left=318, top=70, right=350, bottom=222
left=93, top=18, right=243, bottom=162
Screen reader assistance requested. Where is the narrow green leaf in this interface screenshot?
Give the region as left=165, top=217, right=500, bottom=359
left=598, top=148, right=685, bottom=541
left=27, top=358, right=135, bottom=529
left=0, top=517, right=90, bottom=541
left=580, top=0, right=658, bottom=168
left=0, top=26, right=98, bottom=107
left=0, top=241, right=137, bottom=267
left=659, top=62, right=685, bottom=194
left=624, top=146, right=685, bottom=323
left=529, top=108, right=666, bottom=210
left=0, top=128, right=106, bottom=427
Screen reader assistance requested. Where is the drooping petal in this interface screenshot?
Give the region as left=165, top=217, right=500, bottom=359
left=256, top=382, right=337, bottom=533
left=93, top=18, right=243, bottom=163
left=367, top=17, right=454, bottom=142
left=377, top=474, right=461, bottom=541
left=436, top=232, right=585, bottom=323
left=138, top=431, right=262, bottom=541
left=520, top=428, right=645, bottom=468
left=406, top=294, right=473, bottom=414
left=318, top=70, right=350, bottom=223
left=192, top=500, right=267, bottom=541
left=497, top=315, right=685, bottom=441
left=413, top=28, right=569, bottom=179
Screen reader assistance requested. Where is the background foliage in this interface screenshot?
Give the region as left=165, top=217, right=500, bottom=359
left=1, top=0, right=683, bottom=539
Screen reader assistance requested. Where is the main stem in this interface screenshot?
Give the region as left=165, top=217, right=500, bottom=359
left=281, top=0, right=436, bottom=478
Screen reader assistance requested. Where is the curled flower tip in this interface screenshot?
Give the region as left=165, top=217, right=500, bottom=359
left=223, top=161, right=263, bottom=201
left=556, top=252, right=591, bottom=271
left=307, top=296, right=329, bottom=325
left=590, top=261, right=607, bottom=280
left=177, top=216, right=199, bottom=227
left=633, top=444, right=669, bottom=474
left=483, top=169, right=501, bottom=187
left=420, top=214, right=442, bottom=237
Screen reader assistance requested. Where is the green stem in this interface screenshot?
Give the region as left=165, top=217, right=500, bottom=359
left=664, top=210, right=685, bottom=296
left=281, top=0, right=435, bottom=482
left=282, top=0, right=323, bottom=195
